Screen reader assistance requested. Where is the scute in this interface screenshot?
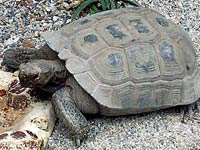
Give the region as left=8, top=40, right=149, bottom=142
left=42, top=7, right=199, bottom=112
left=87, top=47, right=129, bottom=85
left=178, top=37, right=196, bottom=75
left=117, top=12, right=159, bottom=42
left=154, top=38, right=185, bottom=80
left=145, top=9, right=179, bottom=35
left=96, top=18, right=132, bottom=47
left=125, top=43, right=160, bottom=82
left=71, top=28, right=108, bottom=59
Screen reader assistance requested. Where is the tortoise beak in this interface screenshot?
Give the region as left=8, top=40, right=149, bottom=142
left=19, top=71, right=40, bottom=85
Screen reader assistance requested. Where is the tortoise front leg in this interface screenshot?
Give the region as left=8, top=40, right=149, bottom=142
left=52, top=87, right=89, bottom=146
left=2, top=44, right=58, bottom=69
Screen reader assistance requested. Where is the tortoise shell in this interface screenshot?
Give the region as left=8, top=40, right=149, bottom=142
left=42, top=7, right=200, bottom=112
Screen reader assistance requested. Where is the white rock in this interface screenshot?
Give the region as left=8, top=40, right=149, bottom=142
left=178, top=2, right=183, bottom=7
left=5, top=36, right=20, bottom=46
left=63, top=2, right=69, bottom=8
left=66, top=18, right=72, bottom=24
left=0, top=0, right=5, bottom=3
left=54, top=20, right=63, bottom=27
left=0, top=70, right=56, bottom=149
left=34, top=31, right=39, bottom=37
left=0, top=102, right=55, bottom=150
left=0, top=70, right=17, bottom=90
left=46, top=7, right=51, bottom=12
left=0, top=43, right=4, bottom=52
left=53, top=16, right=59, bottom=22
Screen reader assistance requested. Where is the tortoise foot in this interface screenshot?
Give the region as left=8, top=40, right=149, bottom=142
left=181, top=100, right=200, bottom=123
left=72, top=127, right=90, bottom=146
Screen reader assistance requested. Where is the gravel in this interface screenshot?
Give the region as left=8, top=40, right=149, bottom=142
left=0, top=0, right=200, bottom=150
left=47, top=109, right=200, bottom=150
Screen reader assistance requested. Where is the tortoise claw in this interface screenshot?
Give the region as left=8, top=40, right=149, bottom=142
left=181, top=100, right=200, bottom=123
left=192, top=116, right=200, bottom=121
left=196, top=101, right=200, bottom=112
left=72, top=128, right=89, bottom=146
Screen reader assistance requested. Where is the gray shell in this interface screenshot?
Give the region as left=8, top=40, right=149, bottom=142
left=42, top=7, right=200, bottom=112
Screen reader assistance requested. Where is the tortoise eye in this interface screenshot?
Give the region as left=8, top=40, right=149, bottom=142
left=31, top=74, right=39, bottom=81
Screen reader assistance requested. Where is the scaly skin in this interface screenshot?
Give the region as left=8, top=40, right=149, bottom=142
left=2, top=44, right=59, bottom=69
left=52, top=87, right=90, bottom=146
left=19, top=59, right=68, bottom=86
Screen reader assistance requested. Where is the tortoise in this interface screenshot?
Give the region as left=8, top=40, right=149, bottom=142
left=2, top=7, right=200, bottom=145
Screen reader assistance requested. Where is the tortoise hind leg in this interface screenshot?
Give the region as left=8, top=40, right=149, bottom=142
left=181, top=99, right=200, bottom=123
left=52, top=87, right=89, bottom=146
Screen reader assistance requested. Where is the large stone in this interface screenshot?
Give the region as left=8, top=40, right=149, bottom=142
left=0, top=70, right=56, bottom=149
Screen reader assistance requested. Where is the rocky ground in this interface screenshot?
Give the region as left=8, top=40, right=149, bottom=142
left=0, top=0, right=200, bottom=150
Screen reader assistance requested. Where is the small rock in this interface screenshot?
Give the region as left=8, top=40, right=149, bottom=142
left=2, top=33, right=11, bottom=41
left=130, top=128, right=137, bottom=134
left=29, top=13, right=35, bottom=19
left=0, top=43, right=4, bottom=51
left=57, top=5, right=65, bottom=10
left=63, top=2, right=69, bottom=8
left=46, top=7, right=51, bottom=12
left=34, top=31, right=39, bottom=37
left=54, top=20, right=63, bottom=27
left=5, top=36, right=20, bottom=46
left=53, top=16, right=59, bottom=22
left=0, top=71, right=56, bottom=149
left=22, top=40, right=35, bottom=48
left=0, top=0, right=5, bottom=3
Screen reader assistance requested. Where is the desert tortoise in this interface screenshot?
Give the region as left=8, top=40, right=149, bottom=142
left=3, top=7, right=200, bottom=145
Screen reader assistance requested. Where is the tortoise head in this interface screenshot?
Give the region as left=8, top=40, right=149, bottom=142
left=19, top=60, right=52, bottom=86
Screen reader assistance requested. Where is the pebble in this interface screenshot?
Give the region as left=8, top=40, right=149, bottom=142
left=63, top=2, right=69, bottom=8
left=5, top=36, right=20, bottom=46
left=53, top=16, right=59, bottom=22
left=54, top=20, right=63, bottom=27
left=0, top=43, right=4, bottom=51
left=22, top=40, right=35, bottom=48
left=0, top=0, right=72, bottom=50
left=129, top=127, right=137, bottom=134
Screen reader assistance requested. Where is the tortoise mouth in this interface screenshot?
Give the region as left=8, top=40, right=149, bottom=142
left=19, top=73, right=40, bottom=87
